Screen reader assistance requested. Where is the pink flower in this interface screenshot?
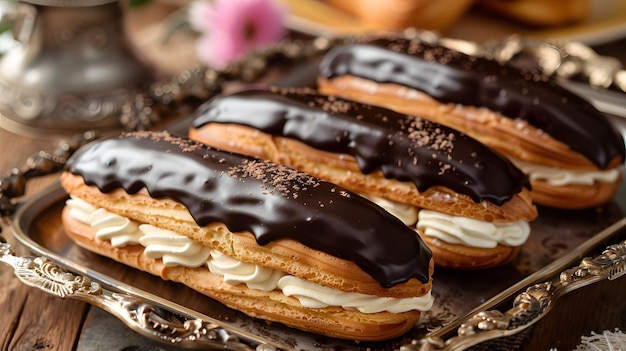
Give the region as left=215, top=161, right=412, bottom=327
left=189, top=0, right=287, bottom=69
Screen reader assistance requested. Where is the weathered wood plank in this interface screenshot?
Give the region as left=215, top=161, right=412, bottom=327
left=7, top=286, right=88, bottom=351
left=0, top=128, right=88, bottom=351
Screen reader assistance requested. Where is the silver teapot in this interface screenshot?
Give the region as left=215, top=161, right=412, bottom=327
left=0, top=0, right=150, bottom=135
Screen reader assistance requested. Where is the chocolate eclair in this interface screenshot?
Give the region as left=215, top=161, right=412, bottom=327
left=189, top=88, right=538, bottom=269
left=60, top=131, right=434, bottom=341
left=317, top=37, right=625, bottom=209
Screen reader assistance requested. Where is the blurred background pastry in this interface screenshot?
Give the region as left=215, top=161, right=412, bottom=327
left=323, top=0, right=474, bottom=32
left=476, top=0, right=621, bottom=27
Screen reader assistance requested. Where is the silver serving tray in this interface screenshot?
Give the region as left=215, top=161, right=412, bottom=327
left=6, top=178, right=626, bottom=350
left=7, top=37, right=626, bottom=348
left=2, top=31, right=626, bottom=349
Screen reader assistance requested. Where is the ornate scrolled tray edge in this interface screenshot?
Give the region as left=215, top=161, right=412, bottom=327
left=409, top=216, right=626, bottom=351
left=6, top=182, right=626, bottom=351
left=4, top=182, right=282, bottom=351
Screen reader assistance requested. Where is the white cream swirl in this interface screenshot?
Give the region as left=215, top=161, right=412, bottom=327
left=361, top=193, right=529, bottom=249
left=66, top=196, right=97, bottom=224
left=417, top=210, right=530, bottom=248
left=139, top=225, right=211, bottom=267
left=278, top=275, right=434, bottom=313
left=65, top=198, right=433, bottom=313
left=510, top=158, right=620, bottom=186
left=207, top=250, right=285, bottom=291
left=67, top=196, right=143, bottom=247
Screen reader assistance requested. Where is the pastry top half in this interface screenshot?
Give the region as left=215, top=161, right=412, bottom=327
left=318, top=37, right=626, bottom=171
left=63, top=131, right=432, bottom=288
left=191, top=88, right=536, bottom=222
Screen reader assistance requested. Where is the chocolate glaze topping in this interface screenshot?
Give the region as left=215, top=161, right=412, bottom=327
left=65, top=131, right=432, bottom=287
left=192, top=88, right=529, bottom=206
left=318, top=38, right=625, bottom=169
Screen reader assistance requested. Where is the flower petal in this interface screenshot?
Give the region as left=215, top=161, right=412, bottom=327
left=188, top=1, right=216, bottom=32
left=191, top=0, right=287, bottom=68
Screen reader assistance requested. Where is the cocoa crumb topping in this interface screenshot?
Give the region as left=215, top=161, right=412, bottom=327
left=399, top=118, right=460, bottom=175
left=311, top=95, right=353, bottom=114
left=125, top=130, right=205, bottom=154
left=228, top=159, right=320, bottom=199
left=397, top=115, right=455, bottom=155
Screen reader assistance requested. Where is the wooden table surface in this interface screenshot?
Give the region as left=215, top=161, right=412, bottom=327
left=0, top=129, right=88, bottom=351
left=1, top=10, right=626, bottom=350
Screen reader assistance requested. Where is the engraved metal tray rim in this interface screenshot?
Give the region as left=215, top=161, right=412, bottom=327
left=8, top=180, right=626, bottom=351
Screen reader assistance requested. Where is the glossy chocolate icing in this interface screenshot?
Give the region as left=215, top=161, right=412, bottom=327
left=192, top=88, right=529, bottom=206
left=318, top=38, right=625, bottom=169
left=65, top=131, right=432, bottom=287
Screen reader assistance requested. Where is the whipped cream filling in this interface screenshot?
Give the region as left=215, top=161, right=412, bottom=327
left=66, top=196, right=433, bottom=313
left=362, top=193, right=529, bottom=248
left=416, top=210, right=530, bottom=248
left=67, top=198, right=143, bottom=247
left=510, top=158, right=620, bottom=186
left=278, top=275, right=433, bottom=313
left=139, top=225, right=212, bottom=267
left=207, top=250, right=285, bottom=291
